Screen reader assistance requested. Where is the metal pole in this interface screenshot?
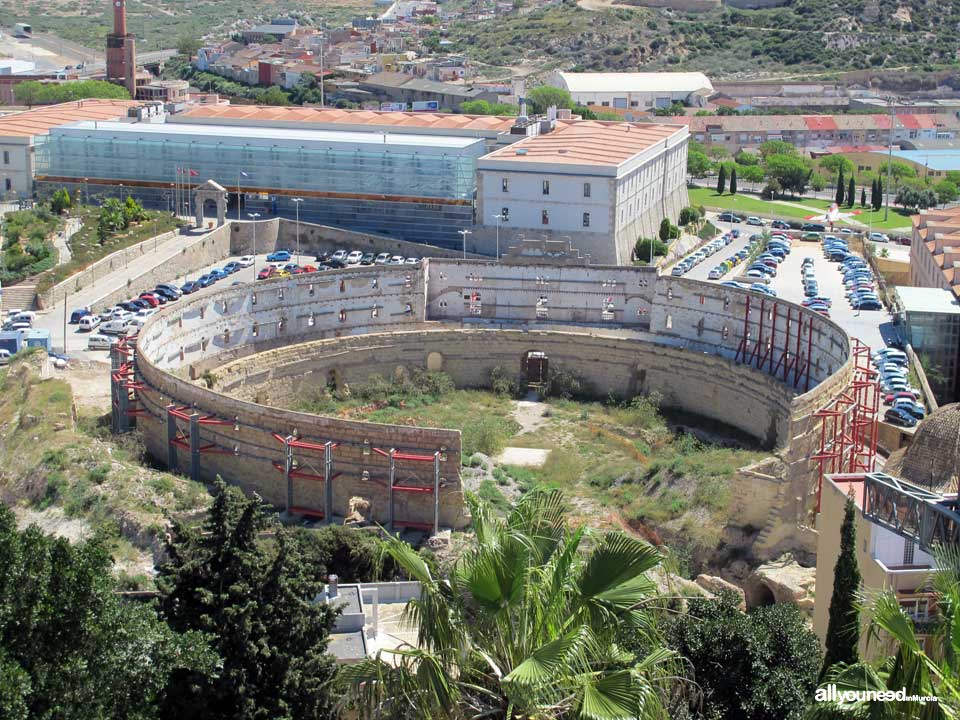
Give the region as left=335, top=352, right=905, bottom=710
left=166, top=404, right=178, bottom=469
left=292, top=198, right=303, bottom=265
left=248, top=212, right=260, bottom=280
left=62, top=291, right=68, bottom=354
left=388, top=449, right=395, bottom=533
left=189, top=412, right=201, bottom=481
left=237, top=171, right=241, bottom=222
left=433, top=451, right=440, bottom=535
left=324, top=441, right=333, bottom=524
left=284, top=435, right=293, bottom=513
left=884, top=97, right=894, bottom=222
left=319, top=24, right=324, bottom=108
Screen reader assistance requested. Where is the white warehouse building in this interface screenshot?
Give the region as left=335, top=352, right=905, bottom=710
left=475, top=120, right=689, bottom=264
left=548, top=71, right=714, bottom=110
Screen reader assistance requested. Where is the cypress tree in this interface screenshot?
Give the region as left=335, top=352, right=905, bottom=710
left=847, top=177, right=856, bottom=208
left=820, top=497, right=862, bottom=680
left=716, top=164, right=727, bottom=195
left=835, top=168, right=845, bottom=206
left=730, top=166, right=738, bottom=195
left=875, top=178, right=884, bottom=211
left=860, top=188, right=867, bottom=208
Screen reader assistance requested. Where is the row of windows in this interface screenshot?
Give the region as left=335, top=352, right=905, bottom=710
left=497, top=206, right=591, bottom=227
left=501, top=177, right=591, bottom=198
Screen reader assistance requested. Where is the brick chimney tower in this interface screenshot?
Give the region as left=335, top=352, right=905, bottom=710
left=106, top=0, right=137, bottom=98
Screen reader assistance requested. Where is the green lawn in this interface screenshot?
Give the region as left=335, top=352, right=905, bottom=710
left=688, top=187, right=915, bottom=232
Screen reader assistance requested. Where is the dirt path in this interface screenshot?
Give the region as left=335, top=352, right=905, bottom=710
left=511, top=391, right=550, bottom=435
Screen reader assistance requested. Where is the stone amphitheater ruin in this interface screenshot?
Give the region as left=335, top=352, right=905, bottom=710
left=110, top=222, right=861, bottom=560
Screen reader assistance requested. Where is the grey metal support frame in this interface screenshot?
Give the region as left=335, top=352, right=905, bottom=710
left=387, top=448, right=396, bottom=533
left=324, top=441, right=334, bottom=525
left=166, top=404, right=178, bottom=470
left=189, top=412, right=201, bottom=481
left=433, top=451, right=440, bottom=536
left=284, top=435, right=294, bottom=512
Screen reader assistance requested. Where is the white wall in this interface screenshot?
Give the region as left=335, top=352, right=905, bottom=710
left=0, top=137, right=32, bottom=198
left=870, top=523, right=936, bottom=569
left=478, top=169, right=612, bottom=236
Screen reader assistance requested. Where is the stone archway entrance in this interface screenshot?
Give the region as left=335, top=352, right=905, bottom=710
left=522, top=351, right=549, bottom=389
left=193, top=179, right=228, bottom=227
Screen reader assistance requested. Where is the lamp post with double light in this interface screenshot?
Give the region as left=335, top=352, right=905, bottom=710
left=248, top=212, right=260, bottom=281
left=292, top=197, right=304, bottom=266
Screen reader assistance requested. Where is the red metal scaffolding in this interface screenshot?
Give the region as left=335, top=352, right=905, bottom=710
left=812, top=338, right=880, bottom=511
left=271, top=433, right=340, bottom=520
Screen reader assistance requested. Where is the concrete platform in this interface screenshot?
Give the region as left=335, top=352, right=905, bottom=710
left=496, top=447, right=551, bottom=467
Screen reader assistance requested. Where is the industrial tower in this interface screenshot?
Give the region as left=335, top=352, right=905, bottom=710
left=106, top=0, right=136, bottom=97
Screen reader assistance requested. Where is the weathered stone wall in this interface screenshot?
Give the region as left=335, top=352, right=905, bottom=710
left=132, top=258, right=855, bottom=535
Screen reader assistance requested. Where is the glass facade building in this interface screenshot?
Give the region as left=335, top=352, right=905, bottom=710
left=35, top=120, right=485, bottom=247
left=896, top=286, right=960, bottom=403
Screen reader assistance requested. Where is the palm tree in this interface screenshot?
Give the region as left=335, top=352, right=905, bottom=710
left=342, top=489, right=680, bottom=720
left=808, top=546, right=960, bottom=719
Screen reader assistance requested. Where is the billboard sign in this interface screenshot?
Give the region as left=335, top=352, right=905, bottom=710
left=411, top=100, right=440, bottom=112
left=380, top=102, right=407, bottom=112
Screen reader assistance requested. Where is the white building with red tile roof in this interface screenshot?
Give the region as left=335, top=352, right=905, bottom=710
left=0, top=99, right=140, bottom=199
left=476, top=120, right=689, bottom=264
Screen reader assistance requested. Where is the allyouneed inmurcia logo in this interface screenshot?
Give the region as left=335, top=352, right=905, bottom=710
left=815, top=684, right=939, bottom=704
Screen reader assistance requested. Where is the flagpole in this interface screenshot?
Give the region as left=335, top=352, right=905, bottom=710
left=237, top=171, right=241, bottom=222
left=174, top=168, right=179, bottom=222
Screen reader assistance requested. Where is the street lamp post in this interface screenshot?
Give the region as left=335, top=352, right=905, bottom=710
left=248, top=212, right=261, bottom=281
left=458, top=229, right=472, bottom=259
left=490, top=213, right=503, bottom=260
left=292, top=197, right=304, bottom=265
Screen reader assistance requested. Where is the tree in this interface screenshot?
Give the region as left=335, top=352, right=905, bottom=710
left=716, top=163, right=727, bottom=195
left=13, top=79, right=129, bottom=106
left=895, top=186, right=937, bottom=211
left=634, top=237, right=668, bottom=261
left=177, top=36, right=201, bottom=58
left=810, top=546, right=960, bottom=719
left=878, top=159, right=917, bottom=188
left=343, top=490, right=679, bottom=720
left=687, top=146, right=713, bottom=177
left=659, top=217, right=674, bottom=242
left=735, top=150, right=760, bottom=166
left=873, top=178, right=884, bottom=211
left=759, top=139, right=797, bottom=158
left=156, top=479, right=339, bottom=720
left=809, top=171, right=827, bottom=192
left=861, top=188, right=867, bottom=207
left=765, top=154, right=812, bottom=197
left=737, top=163, right=766, bottom=183
left=460, top=99, right=519, bottom=116
left=656, top=591, right=821, bottom=720
left=935, top=179, right=959, bottom=206
left=257, top=85, right=292, bottom=106
left=678, top=206, right=701, bottom=226
left=730, top=166, right=738, bottom=195
left=847, top=177, right=856, bottom=208
left=819, top=154, right=855, bottom=176
left=123, top=196, right=147, bottom=224
left=0, top=506, right=214, bottom=718
left=821, top=498, right=862, bottom=679
left=50, top=188, right=71, bottom=215
left=835, top=168, right=845, bottom=206
left=526, top=85, right=574, bottom=114
left=97, top=198, right=127, bottom=242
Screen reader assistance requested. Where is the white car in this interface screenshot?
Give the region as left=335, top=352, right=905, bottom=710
left=869, top=232, right=889, bottom=243
left=746, top=216, right=764, bottom=226
left=136, top=308, right=158, bottom=319
left=87, top=334, right=118, bottom=351
left=374, top=252, right=391, bottom=265
left=404, top=257, right=420, bottom=265
left=237, top=255, right=255, bottom=267
left=0, top=349, right=10, bottom=365
left=79, top=315, right=102, bottom=332
left=346, top=250, right=364, bottom=265
left=388, top=255, right=404, bottom=265
left=331, top=250, right=349, bottom=263
left=126, top=317, right=147, bottom=330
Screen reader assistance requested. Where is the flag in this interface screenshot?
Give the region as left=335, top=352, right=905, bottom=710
left=188, top=169, right=199, bottom=177
left=239, top=171, right=250, bottom=178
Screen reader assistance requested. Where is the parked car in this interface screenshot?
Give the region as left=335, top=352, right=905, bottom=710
left=257, top=267, right=276, bottom=281
left=197, top=274, right=216, bottom=288
left=79, top=315, right=102, bottom=332
left=237, top=255, right=255, bottom=267
left=69, top=309, right=91, bottom=324
left=181, top=280, right=201, bottom=294
left=137, top=293, right=160, bottom=308
left=718, top=212, right=742, bottom=223
left=87, top=334, right=117, bottom=351
left=331, top=250, right=349, bottom=263
left=869, top=232, right=890, bottom=243
left=223, top=261, right=241, bottom=274
left=155, top=283, right=182, bottom=298
left=884, top=407, right=917, bottom=428
left=884, top=390, right=920, bottom=404
left=346, top=250, right=364, bottom=265
left=893, top=399, right=925, bottom=419
left=388, top=255, right=405, bottom=265
left=801, top=232, right=821, bottom=242
left=802, top=223, right=826, bottom=232
left=745, top=216, right=764, bottom=226
left=266, top=250, right=292, bottom=262
left=360, top=252, right=375, bottom=265
left=153, top=286, right=179, bottom=302
left=405, top=257, right=420, bottom=265
left=374, top=252, right=391, bottom=265
left=101, top=319, right=131, bottom=336
left=771, top=220, right=790, bottom=230
left=208, top=268, right=228, bottom=281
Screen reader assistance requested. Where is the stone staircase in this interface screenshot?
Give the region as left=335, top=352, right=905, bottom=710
left=754, top=483, right=786, bottom=549
left=1, top=282, right=37, bottom=313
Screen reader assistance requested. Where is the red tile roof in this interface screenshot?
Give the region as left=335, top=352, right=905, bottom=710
left=804, top=116, right=838, bottom=131
left=0, top=99, right=139, bottom=138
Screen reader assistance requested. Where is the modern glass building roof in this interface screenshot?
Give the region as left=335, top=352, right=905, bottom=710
left=36, top=120, right=485, bottom=201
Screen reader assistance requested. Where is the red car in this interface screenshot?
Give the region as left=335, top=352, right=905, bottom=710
left=257, top=266, right=275, bottom=281
left=300, top=264, right=318, bottom=274
left=884, top=390, right=920, bottom=404
left=137, top=293, right=160, bottom=307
